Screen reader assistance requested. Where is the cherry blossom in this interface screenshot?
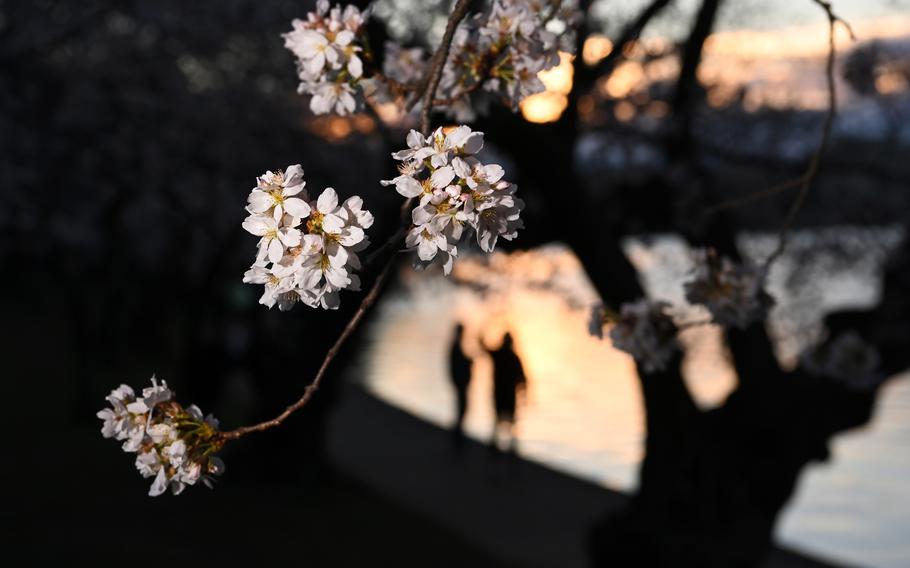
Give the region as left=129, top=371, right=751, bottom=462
left=683, top=249, right=774, bottom=329
left=242, top=165, right=372, bottom=310
left=382, top=126, right=523, bottom=274
left=98, top=376, right=225, bottom=497
left=432, top=0, right=579, bottom=118
left=607, top=299, right=679, bottom=373
left=283, top=1, right=370, bottom=116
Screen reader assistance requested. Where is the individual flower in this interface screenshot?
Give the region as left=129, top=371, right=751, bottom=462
left=247, top=165, right=310, bottom=221
left=242, top=213, right=303, bottom=264
left=242, top=165, right=372, bottom=310
left=282, top=2, right=370, bottom=116
left=98, top=376, right=225, bottom=497
left=242, top=263, right=297, bottom=310
left=607, top=299, right=679, bottom=373
left=382, top=126, right=523, bottom=274
left=801, top=331, right=883, bottom=390
left=309, top=81, right=358, bottom=115
left=97, top=383, right=147, bottom=452
left=683, top=249, right=774, bottom=329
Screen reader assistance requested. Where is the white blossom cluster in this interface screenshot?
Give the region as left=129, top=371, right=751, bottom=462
left=683, top=249, right=774, bottom=329
left=242, top=165, right=373, bottom=310
left=801, top=331, right=883, bottom=390
left=283, top=0, right=369, bottom=115
left=436, top=0, right=578, bottom=118
left=382, top=126, right=523, bottom=274
left=605, top=299, right=679, bottom=373
left=97, top=377, right=225, bottom=497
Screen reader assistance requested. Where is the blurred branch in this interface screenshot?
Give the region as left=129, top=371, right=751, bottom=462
left=764, top=1, right=854, bottom=266
left=670, top=0, right=721, bottom=146
left=583, top=0, right=674, bottom=84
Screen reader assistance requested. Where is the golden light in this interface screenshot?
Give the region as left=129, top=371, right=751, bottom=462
left=876, top=71, right=908, bottom=95
left=577, top=94, right=596, bottom=119
left=645, top=100, right=669, bottom=118
left=374, top=101, right=403, bottom=125
left=520, top=51, right=574, bottom=123
left=707, top=85, right=738, bottom=108
left=539, top=51, right=575, bottom=94
left=603, top=61, right=645, bottom=99
left=352, top=114, right=375, bottom=134
left=582, top=34, right=613, bottom=66
left=308, top=116, right=353, bottom=141
left=520, top=92, right=569, bottom=123
left=613, top=101, right=636, bottom=122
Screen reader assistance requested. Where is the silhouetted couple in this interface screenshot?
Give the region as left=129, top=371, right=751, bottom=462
left=449, top=324, right=526, bottom=454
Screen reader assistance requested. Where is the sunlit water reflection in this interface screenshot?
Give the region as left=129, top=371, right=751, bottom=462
left=362, top=228, right=908, bottom=568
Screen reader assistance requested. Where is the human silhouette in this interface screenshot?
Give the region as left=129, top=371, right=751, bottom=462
left=448, top=323, right=473, bottom=452
left=487, top=332, right=526, bottom=452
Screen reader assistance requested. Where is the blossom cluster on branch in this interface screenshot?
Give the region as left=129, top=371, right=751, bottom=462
left=97, top=377, right=225, bottom=496
left=590, top=300, right=679, bottom=373
left=382, top=125, right=523, bottom=274
left=683, top=249, right=774, bottom=329
left=242, top=165, right=373, bottom=310
left=436, top=0, right=578, bottom=119
left=284, top=0, right=578, bottom=119
left=283, top=0, right=369, bottom=115
left=588, top=249, right=774, bottom=371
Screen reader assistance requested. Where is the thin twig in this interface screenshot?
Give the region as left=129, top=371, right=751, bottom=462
left=702, top=176, right=804, bottom=217
left=704, top=0, right=855, bottom=229
left=589, top=0, right=673, bottom=77
left=764, top=0, right=853, bottom=266
left=413, top=0, right=474, bottom=134
left=219, top=258, right=396, bottom=441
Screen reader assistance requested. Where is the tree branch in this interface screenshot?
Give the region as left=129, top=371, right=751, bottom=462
left=415, top=0, right=474, bottom=134
left=582, top=0, right=674, bottom=85
left=219, top=258, right=396, bottom=441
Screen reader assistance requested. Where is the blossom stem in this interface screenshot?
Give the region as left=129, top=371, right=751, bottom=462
left=415, top=0, right=474, bottom=135
left=219, top=257, right=396, bottom=441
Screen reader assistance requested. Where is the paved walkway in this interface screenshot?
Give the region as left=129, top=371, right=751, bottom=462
left=327, top=386, right=847, bottom=568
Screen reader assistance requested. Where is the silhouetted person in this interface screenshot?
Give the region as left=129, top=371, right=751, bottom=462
left=488, top=332, right=526, bottom=452
left=449, top=323, right=473, bottom=452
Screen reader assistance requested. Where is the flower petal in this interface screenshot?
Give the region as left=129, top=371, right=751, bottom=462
left=317, top=187, right=339, bottom=213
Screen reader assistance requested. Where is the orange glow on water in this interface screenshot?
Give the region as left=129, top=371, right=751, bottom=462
left=365, top=245, right=739, bottom=489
